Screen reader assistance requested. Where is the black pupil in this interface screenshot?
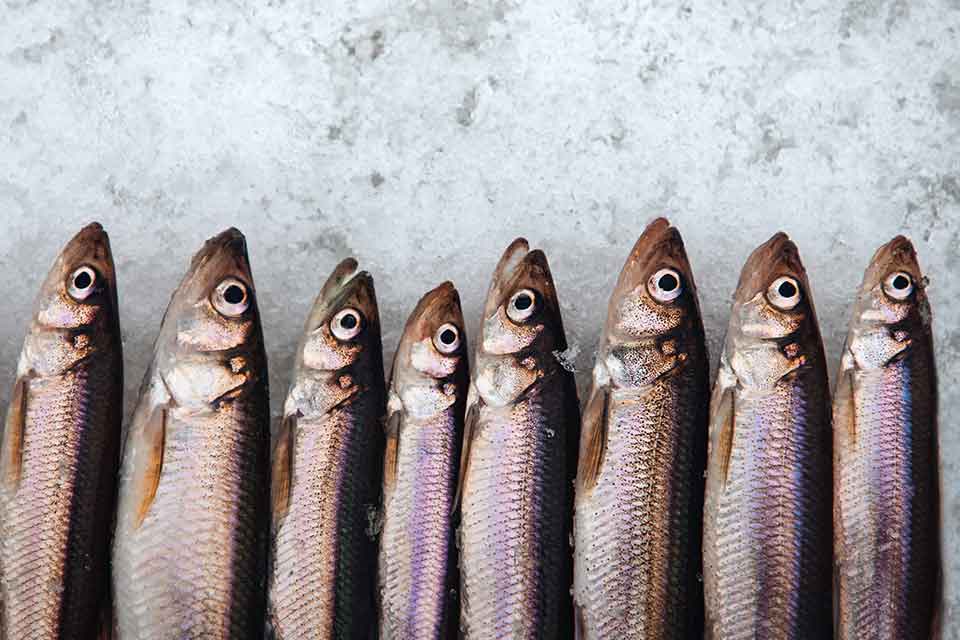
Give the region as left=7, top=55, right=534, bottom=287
left=658, top=273, right=678, bottom=292
left=74, top=271, right=92, bottom=290
left=340, top=313, right=358, bottom=329
left=778, top=281, right=797, bottom=298
left=514, top=294, right=532, bottom=311
left=224, top=285, right=245, bottom=305
left=440, top=328, right=457, bottom=345
left=893, top=274, right=910, bottom=290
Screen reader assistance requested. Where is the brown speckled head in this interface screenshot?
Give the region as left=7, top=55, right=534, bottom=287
left=857, top=235, right=929, bottom=327
left=479, top=238, right=566, bottom=358
left=845, top=235, right=931, bottom=371
left=595, top=217, right=706, bottom=390
left=731, top=232, right=818, bottom=341
left=298, top=258, right=380, bottom=374
left=22, top=222, right=120, bottom=377
left=153, top=228, right=265, bottom=409
left=605, top=217, right=701, bottom=342
left=392, top=281, right=466, bottom=384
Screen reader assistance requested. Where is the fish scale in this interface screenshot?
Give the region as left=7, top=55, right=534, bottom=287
left=379, top=416, right=460, bottom=638
left=112, top=228, right=269, bottom=640
left=460, top=383, right=571, bottom=639
left=573, top=219, right=707, bottom=640
left=268, top=259, right=385, bottom=640
left=117, top=407, right=268, bottom=637
left=703, top=233, right=832, bottom=640
left=0, top=224, right=122, bottom=640
left=834, top=248, right=938, bottom=640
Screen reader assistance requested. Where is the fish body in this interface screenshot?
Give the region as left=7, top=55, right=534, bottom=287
left=113, top=229, right=270, bottom=639
left=378, top=282, right=468, bottom=639
left=573, top=218, right=708, bottom=639
left=0, top=223, right=123, bottom=639
left=703, top=233, right=832, bottom=639
left=833, top=237, right=939, bottom=639
left=268, top=259, right=386, bottom=640
left=458, top=240, right=579, bottom=640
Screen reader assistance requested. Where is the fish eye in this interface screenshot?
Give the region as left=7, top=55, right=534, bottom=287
left=433, top=323, right=461, bottom=354
left=331, top=308, right=363, bottom=341
left=506, top=289, right=538, bottom=323
left=883, top=271, right=914, bottom=301
left=67, top=265, right=99, bottom=301
left=647, top=268, right=683, bottom=303
left=766, top=276, right=802, bottom=311
left=211, top=278, right=250, bottom=317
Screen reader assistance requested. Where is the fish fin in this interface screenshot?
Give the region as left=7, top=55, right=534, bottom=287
left=2, top=377, right=28, bottom=488
left=96, top=594, right=113, bottom=640
left=131, top=405, right=166, bottom=529
left=712, top=386, right=735, bottom=485
left=452, top=398, right=481, bottom=514
left=575, top=385, right=609, bottom=493
left=271, top=414, right=295, bottom=527
left=383, top=410, right=401, bottom=494
left=833, top=363, right=857, bottom=445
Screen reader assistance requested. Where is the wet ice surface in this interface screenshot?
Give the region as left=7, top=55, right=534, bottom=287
left=1, top=0, right=958, bottom=633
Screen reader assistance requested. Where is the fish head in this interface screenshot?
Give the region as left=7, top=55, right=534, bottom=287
left=474, top=239, right=566, bottom=406
left=846, top=235, right=929, bottom=369
left=389, top=282, right=467, bottom=419
left=600, top=218, right=703, bottom=388
left=22, top=222, right=119, bottom=376
left=286, top=258, right=382, bottom=418
left=156, top=228, right=264, bottom=408
left=299, top=258, right=380, bottom=374
left=725, top=233, right=821, bottom=388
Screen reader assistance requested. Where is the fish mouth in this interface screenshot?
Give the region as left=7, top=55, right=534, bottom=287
left=734, top=232, right=808, bottom=303
left=612, top=217, right=694, bottom=301
left=179, top=227, right=255, bottom=296
left=483, top=238, right=560, bottom=321
left=59, top=222, right=117, bottom=284
left=305, top=258, right=378, bottom=332
left=398, top=281, right=463, bottom=346
left=861, top=235, right=921, bottom=290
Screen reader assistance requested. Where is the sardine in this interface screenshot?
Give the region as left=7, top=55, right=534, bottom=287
left=833, top=236, right=940, bottom=639
left=458, top=239, right=579, bottom=639
left=573, top=218, right=708, bottom=639
left=267, top=258, right=386, bottom=639
left=112, top=228, right=270, bottom=639
left=703, top=233, right=832, bottom=639
left=0, top=223, right=123, bottom=639
left=378, top=282, right=468, bottom=639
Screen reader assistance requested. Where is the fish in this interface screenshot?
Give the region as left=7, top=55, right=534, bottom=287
left=0, top=223, right=123, bottom=639
left=267, top=258, right=386, bottom=640
left=112, top=228, right=270, bottom=639
left=378, top=282, right=468, bottom=639
left=702, top=233, right=832, bottom=639
left=572, top=218, right=708, bottom=639
left=833, top=236, right=940, bottom=639
left=457, top=239, right=580, bottom=640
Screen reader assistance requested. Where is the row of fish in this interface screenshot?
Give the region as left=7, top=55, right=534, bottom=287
left=0, top=219, right=938, bottom=639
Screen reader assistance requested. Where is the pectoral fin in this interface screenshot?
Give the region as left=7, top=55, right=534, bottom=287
left=2, top=377, right=28, bottom=488
left=271, top=414, right=295, bottom=528
left=383, top=410, right=401, bottom=495
left=131, top=405, right=166, bottom=529
left=575, top=385, right=609, bottom=493
left=711, top=387, right=735, bottom=485
left=452, top=399, right=480, bottom=513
